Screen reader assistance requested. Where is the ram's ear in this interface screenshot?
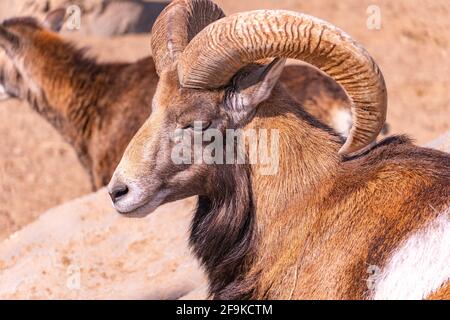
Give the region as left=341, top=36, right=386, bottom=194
left=226, top=58, right=287, bottom=123
left=43, top=8, right=67, bottom=32
left=0, top=26, right=20, bottom=56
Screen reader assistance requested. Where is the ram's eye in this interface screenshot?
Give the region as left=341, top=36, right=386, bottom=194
left=182, top=121, right=212, bottom=131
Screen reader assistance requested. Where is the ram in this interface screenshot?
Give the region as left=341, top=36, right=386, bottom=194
left=109, top=0, right=450, bottom=300
left=0, top=7, right=369, bottom=190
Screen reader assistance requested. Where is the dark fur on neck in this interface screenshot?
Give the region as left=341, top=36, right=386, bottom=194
left=190, top=164, right=258, bottom=299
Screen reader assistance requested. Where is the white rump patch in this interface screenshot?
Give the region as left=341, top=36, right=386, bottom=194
left=373, top=207, right=450, bottom=300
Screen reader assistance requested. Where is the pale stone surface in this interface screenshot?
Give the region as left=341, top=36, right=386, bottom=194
left=0, top=0, right=168, bottom=36
left=426, top=131, right=450, bottom=153
left=80, top=1, right=168, bottom=36
left=0, top=188, right=207, bottom=299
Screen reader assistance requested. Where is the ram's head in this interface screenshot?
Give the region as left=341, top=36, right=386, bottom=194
left=109, top=0, right=387, bottom=217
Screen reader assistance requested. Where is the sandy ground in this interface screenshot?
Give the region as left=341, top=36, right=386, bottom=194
left=0, top=0, right=449, bottom=240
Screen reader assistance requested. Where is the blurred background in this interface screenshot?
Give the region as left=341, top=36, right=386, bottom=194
left=0, top=0, right=448, bottom=299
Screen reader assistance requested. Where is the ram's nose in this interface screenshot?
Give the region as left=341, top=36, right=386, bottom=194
left=108, top=181, right=129, bottom=204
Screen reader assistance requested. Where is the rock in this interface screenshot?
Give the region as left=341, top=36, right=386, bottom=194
left=0, top=0, right=169, bottom=37
left=81, top=1, right=169, bottom=36
left=179, top=285, right=209, bottom=300
left=0, top=0, right=73, bottom=22
left=0, top=188, right=207, bottom=299
left=425, top=131, right=450, bottom=152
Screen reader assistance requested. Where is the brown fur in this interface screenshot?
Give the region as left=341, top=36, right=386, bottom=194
left=113, top=65, right=449, bottom=300
left=0, top=17, right=359, bottom=189
left=427, top=281, right=450, bottom=300
left=280, top=64, right=349, bottom=128
left=0, top=17, right=157, bottom=188
left=280, top=64, right=389, bottom=136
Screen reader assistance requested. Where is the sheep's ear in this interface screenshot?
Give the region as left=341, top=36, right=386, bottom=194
left=226, top=58, right=287, bottom=122
left=43, top=8, right=67, bottom=32
left=0, top=26, right=20, bottom=55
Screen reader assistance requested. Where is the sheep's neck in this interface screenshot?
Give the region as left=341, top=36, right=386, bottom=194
left=245, top=97, right=343, bottom=298
left=19, top=59, right=107, bottom=143
left=194, top=93, right=344, bottom=299
left=15, top=46, right=131, bottom=179
left=192, top=163, right=257, bottom=299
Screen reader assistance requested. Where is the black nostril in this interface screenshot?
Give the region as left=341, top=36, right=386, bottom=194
left=109, top=184, right=129, bottom=203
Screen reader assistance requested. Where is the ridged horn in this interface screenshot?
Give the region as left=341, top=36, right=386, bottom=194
left=150, top=0, right=225, bottom=75
left=178, top=10, right=387, bottom=155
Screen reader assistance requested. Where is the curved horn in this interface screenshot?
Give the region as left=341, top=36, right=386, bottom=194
left=150, top=0, right=225, bottom=75
left=178, top=10, right=387, bottom=156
